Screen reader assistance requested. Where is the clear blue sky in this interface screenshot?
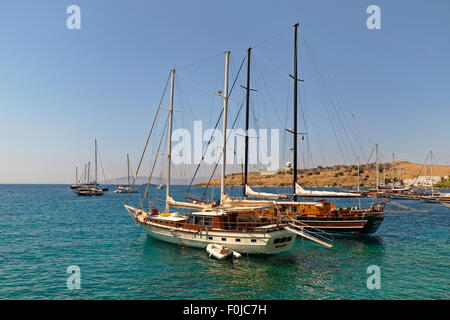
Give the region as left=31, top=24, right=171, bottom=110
left=0, top=0, right=449, bottom=183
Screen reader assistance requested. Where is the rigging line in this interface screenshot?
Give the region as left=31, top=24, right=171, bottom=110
left=140, top=113, right=171, bottom=209
left=253, top=58, right=285, bottom=129
left=228, top=54, right=246, bottom=97
left=303, top=39, right=376, bottom=147
left=327, top=79, right=368, bottom=160
left=126, top=72, right=171, bottom=204
left=185, top=55, right=245, bottom=197
left=301, top=39, right=360, bottom=163
left=309, top=52, right=358, bottom=164
left=185, top=108, right=224, bottom=196
left=252, top=25, right=291, bottom=49
left=411, top=152, right=431, bottom=187
left=319, top=83, right=349, bottom=164
left=253, top=49, right=291, bottom=80
left=202, top=98, right=246, bottom=198
left=178, top=51, right=225, bottom=70
left=94, top=142, right=108, bottom=185
left=177, top=71, right=214, bottom=96
left=366, top=145, right=375, bottom=165
left=298, top=55, right=313, bottom=169
left=176, top=77, right=196, bottom=121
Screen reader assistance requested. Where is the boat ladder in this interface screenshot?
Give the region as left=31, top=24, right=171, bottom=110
left=285, top=223, right=333, bottom=248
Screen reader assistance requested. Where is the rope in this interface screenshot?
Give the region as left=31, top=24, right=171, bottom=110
left=178, top=51, right=224, bottom=70
left=202, top=98, right=246, bottom=198
left=125, top=72, right=171, bottom=204
left=140, top=114, right=170, bottom=209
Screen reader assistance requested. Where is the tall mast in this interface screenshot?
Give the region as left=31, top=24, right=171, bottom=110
left=375, top=144, right=379, bottom=191
left=243, top=47, right=251, bottom=198
left=357, top=157, right=360, bottom=193
left=430, top=151, right=434, bottom=196
left=357, top=157, right=361, bottom=209
left=127, top=154, right=130, bottom=186
left=391, top=153, right=395, bottom=189
left=220, top=51, right=230, bottom=205
left=293, top=23, right=299, bottom=202
left=75, top=166, right=78, bottom=185
left=85, top=163, right=87, bottom=184
left=95, top=139, right=98, bottom=185
left=88, top=162, right=91, bottom=184
left=399, top=160, right=402, bottom=186
left=165, top=69, right=175, bottom=213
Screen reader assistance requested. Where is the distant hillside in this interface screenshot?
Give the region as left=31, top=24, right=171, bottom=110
left=196, top=161, right=450, bottom=187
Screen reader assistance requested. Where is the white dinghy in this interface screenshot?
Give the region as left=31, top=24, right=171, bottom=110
left=206, top=244, right=242, bottom=260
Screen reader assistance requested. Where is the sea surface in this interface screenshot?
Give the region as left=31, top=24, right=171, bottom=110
left=0, top=184, right=448, bottom=300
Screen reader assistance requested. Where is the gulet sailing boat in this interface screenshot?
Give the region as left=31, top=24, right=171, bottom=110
left=74, top=140, right=105, bottom=196
left=215, top=24, right=385, bottom=235
left=125, top=55, right=331, bottom=254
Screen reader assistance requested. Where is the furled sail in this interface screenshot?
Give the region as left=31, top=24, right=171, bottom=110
left=295, top=183, right=361, bottom=198
left=221, top=194, right=323, bottom=207
left=245, top=185, right=289, bottom=200
left=167, top=195, right=213, bottom=210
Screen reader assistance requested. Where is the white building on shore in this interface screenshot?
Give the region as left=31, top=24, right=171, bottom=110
left=403, top=176, right=447, bottom=187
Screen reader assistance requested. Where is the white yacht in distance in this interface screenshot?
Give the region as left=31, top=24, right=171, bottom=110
left=114, top=154, right=138, bottom=194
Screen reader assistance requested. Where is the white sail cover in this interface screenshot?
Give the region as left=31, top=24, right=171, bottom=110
left=245, top=185, right=289, bottom=200
left=295, top=183, right=361, bottom=197
left=167, top=195, right=213, bottom=210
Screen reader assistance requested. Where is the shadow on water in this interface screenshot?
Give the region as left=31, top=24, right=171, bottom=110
left=136, top=234, right=389, bottom=299
left=137, top=235, right=304, bottom=298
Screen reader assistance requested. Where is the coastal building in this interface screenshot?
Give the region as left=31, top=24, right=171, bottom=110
left=403, top=176, right=446, bottom=187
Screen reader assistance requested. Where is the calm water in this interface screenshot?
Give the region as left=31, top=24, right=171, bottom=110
left=0, top=184, right=448, bottom=300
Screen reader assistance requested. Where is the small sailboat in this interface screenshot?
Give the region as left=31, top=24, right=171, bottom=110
left=157, top=184, right=164, bottom=190
left=69, top=166, right=81, bottom=189
left=74, top=140, right=104, bottom=196
left=114, top=154, right=138, bottom=193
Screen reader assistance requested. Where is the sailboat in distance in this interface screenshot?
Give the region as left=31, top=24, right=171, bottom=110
left=74, top=139, right=105, bottom=196
left=114, top=154, right=138, bottom=193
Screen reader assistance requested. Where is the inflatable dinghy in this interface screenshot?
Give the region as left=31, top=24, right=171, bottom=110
left=206, top=244, right=241, bottom=260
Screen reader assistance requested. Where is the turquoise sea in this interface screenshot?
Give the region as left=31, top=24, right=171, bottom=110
left=0, top=184, right=448, bottom=300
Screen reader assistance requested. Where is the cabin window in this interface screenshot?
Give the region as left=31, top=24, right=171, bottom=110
left=221, top=238, right=226, bottom=241
left=274, top=238, right=280, bottom=244
left=187, top=216, right=194, bottom=224
left=194, top=216, right=204, bottom=225
left=235, top=239, right=241, bottom=242
left=287, top=237, right=292, bottom=242
left=208, top=236, right=213, bottom=240
left=280, top=237, right=287, bottom=243
left=251, top=239, right=257, bottom=243
left=204, top=217, right=214, bottom=226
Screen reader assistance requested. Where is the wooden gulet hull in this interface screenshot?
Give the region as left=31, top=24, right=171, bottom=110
left=292, top=215, right=384, bottom=235
left=125, top=205, right=296, bottom=255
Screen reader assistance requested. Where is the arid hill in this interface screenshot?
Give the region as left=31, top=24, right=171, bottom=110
left=196, top=161, right=450, bottom=187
